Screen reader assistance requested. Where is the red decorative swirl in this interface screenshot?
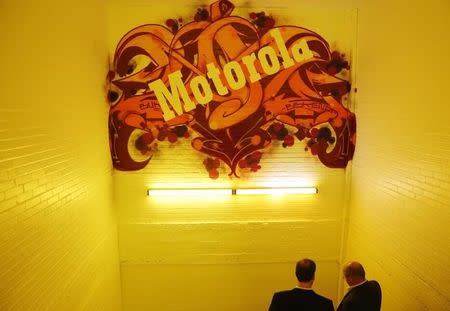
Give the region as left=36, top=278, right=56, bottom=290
left=107, top=0, right=356, bottom=177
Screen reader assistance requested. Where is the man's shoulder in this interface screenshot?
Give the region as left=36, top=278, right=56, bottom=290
left=313, top=292, right=333, bottom=305
left=358, top=280, right=381, bottom=293
left=367, top=280, right=381, bottom=288
left=271, top=288, right=297, bottom=303
left=348, top=280, right=382, bottom=300
left=367, top=280, right=382, bottom=295
left=309, top=291, right=334, bottom=310
left=272, top=289, right=333, bottom=310
left=273, top=288, right=297, bottom=297
left=280, top=289, right=332, bottom=304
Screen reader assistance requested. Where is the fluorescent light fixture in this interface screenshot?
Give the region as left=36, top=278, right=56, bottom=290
left=235, top=187, right=318, bottom=195
left=147, top=189, right=231, bottom=196
left=147, top=187, right=317, bottom=196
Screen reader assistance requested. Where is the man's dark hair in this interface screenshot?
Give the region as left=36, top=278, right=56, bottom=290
left=295, top=258, right=316, bottom=282
left=344, top=262, right=366, bottom=279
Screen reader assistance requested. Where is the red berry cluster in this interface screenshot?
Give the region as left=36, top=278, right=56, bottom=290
left=203, top=157, right=220, bottom=179
left=165, top=18, right=183, bottom=33
left=136, top=125, right=191, bottom=154
left=173, top=125, right=189, bottom=138
left=135, top=132, right=155, bottom=155
left=283, top=135, right=295, bottom=148
left=268, top=122, right=295, bottom=148
left=107, top=90, right=119, bottom=103
left=305, top=127, right=336, bottom=155
left=157, top=125, right=190, bottom=144
left=194, top=8, right=209, bottom=21
left=326, top=51, right=350, bottom=75
left=249, top=11, right=275, bottom=32
left=238, top=151, right=262, bottom=172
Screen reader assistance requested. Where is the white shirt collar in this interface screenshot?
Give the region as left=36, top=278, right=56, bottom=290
left=296, top=286, right=314, bottom=290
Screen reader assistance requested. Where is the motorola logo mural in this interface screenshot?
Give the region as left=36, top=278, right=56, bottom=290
left=107, top=0, right=356, bottom=178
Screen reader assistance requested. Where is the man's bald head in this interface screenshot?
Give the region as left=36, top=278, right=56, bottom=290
left=343, top=262, right=366, bottom=286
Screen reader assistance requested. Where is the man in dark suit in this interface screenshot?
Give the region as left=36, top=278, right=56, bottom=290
left=268, top=258, right=334, bottom=311
left=337, top=262, right=382, bottom=311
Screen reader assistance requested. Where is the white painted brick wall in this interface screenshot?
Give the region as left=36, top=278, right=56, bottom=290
left=0, top=2, right=122, bottom=310
left=108, top=2, right=357, bottom=310
left=344, top=1, right=450, bottom=310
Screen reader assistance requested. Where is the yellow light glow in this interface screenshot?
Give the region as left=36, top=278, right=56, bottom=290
left=147, top=187, right=317, bottom=196
left=147, top=189, right=232, bottom=196
left=235, top=187, right=318, bottom=195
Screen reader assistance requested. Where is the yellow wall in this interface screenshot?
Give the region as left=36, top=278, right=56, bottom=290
left=108, top=1, right=355, bottom=310
left=0, top=1, right=122, bottom=310
left=3, top=1, right=448, bottom=310
left=344, top=0, right=450, bottom=310
left=116, top=143, right=346, bottom=310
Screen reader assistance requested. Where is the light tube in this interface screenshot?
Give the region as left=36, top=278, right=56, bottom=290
left=235, top=187, right=317, bottom=195
left=147, top=189, right=232, bottom=196
left=147, top=187, right=317, bottom=196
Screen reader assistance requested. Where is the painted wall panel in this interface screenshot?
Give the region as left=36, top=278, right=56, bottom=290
left=121, top=261, right=339, bottom=311
left=119, top=221, right=340, bottom=264
left=0, top=1, right=122, bottom=310
left=344, top=0, right=450, bottom=310
left=108, top=1, right=356, bottom=310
